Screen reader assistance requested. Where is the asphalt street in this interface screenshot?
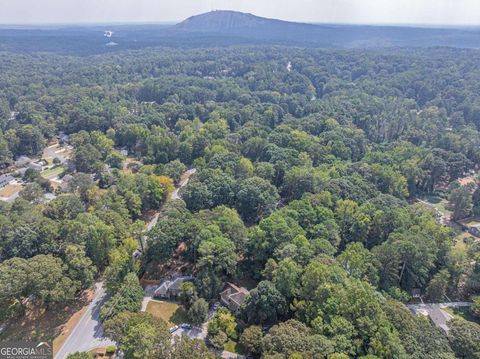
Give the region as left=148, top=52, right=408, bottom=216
left=54, top=282, right=115, bottom=359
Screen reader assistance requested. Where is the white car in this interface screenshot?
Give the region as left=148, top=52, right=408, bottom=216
left=169, top=325, right=179, bottom=333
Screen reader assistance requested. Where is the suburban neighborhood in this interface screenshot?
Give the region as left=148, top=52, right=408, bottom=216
left=2, top=2, right=480, bottom=359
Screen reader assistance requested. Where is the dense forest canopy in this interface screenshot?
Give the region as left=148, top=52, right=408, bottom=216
left=0, top=45, right=480, bottom=358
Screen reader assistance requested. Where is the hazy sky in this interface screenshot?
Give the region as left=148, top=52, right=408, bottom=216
left=1, top=0, right=479, bottom=26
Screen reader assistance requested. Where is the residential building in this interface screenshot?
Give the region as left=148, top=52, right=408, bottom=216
left=28, top=159, right=46, bottom=171
left=220, top=283, right=249, bottom=313
left=154, top=276, right=193, bottom=299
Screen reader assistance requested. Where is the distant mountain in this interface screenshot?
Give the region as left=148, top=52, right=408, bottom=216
left=174, top=10, right=316, bottom=33
left=170, top=10, right=480, bottom=49
left=174, top=10, right=276, bottom=32
left=171, top=10, right=336, bottom=45
left=0, top=11, right=480, bottom=55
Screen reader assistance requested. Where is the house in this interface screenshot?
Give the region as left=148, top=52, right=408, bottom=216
left=0, top=175, right=14, bottom=188
left=220, top=283, right=250, bottom=314
left=154, top=276, right=193, bottom=299
left=28, top=159, right=46, bottom=171
left=468, top=224, right=480, bottom=238
left=58, top=132, right=70, bottom=144
left=118, top=147, right=129, bottom=157
left=457, top=218, right=480, bottom=238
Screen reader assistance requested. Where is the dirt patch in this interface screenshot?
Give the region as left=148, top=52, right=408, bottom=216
left=458, top=175, right=476, bottom=187
left=52, top=289, right=94, bottom=355
left=143, top=257, right=193, bottom=280
left=0, top=184, right=22, bottom=197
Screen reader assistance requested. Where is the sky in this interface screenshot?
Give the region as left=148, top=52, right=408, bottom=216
left=0, top=0, right=479, bottom=26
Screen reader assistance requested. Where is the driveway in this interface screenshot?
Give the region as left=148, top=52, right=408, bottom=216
left=172, top=305, right=218, bottom=341
left=173, top=324, right=207, bottom=341
left=143, top=168, right=196, bottom=238
left=141, top=285, right=158, bottom=311
left=407, top=302, right=471, bottom=333
left=171, top=168, right=196, bottom=200
left=54, top=282, right=115, bottom=359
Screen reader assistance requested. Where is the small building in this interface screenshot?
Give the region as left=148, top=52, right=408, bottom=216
left=154, top=276, right=193, bottom=299
left=220, top=283, right=250, bottom=314
left=0, top=175, right=14, bottom=188
left=411, top=288, right=421, bottom=299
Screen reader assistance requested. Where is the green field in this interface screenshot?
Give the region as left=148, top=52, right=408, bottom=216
left=145, top=300, right=188, bottom=326
left=41, top=166, right=65, bottom=178
left=444, top=307, right=480, bottom=324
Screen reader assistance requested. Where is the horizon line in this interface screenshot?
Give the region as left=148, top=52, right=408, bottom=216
left=0, top=20, right=478, bottom=29
left=0, top=10, right=479, bottom=29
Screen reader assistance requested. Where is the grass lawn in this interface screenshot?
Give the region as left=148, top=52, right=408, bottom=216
left=444, top=307, right=480, bottom=324
left=145, top=300, right=188, bottom=326
left=41, top=166, right=65, bottom=178
left=224, top=339, right=245, bottom=355
left=462, top=218, right=480, bottom=227
left=453, top=232, right=473, bottom=253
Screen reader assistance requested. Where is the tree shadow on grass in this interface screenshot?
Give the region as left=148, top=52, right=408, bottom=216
left=170, top=306, right=189, bottom=325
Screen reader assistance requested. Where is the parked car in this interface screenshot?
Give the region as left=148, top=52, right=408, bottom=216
left=169, top=325, right=179, bottom=333
left=212, top=302, right=220, bottom=310
left=180, top=323, right=192, bottom=330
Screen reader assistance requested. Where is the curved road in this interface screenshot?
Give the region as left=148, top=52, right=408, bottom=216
left=54, top=283, right=115, bottom=359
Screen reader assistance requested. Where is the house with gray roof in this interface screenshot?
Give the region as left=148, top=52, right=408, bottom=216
left=154, top=276, right=193, bottom=299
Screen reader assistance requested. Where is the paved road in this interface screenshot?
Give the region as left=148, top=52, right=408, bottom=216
left=146, top=212, right=160, bottom=232
left=54, top=283, right=115, bottom=359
